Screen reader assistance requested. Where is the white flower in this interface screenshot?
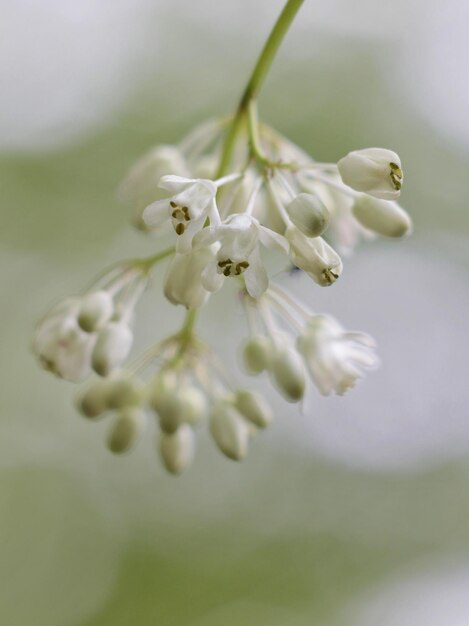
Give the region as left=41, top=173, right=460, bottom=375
left=297, top=315, right=379, bottom=395
left=285, top=225, right=343, bottom=286
left=142, top=175, right=220, bottom=253
left=352, top=194, right=412, bottom=238
left=119, top=145, right=189, bottom=230
left=193, top=213, right=288, bottom=298
left=164, top=245, right=217, bottom=309
left=286, top=192, right=330, bottom=237
left=32, top=298, right=96, bottom=382
left=337, top=148, right=403, bottom=200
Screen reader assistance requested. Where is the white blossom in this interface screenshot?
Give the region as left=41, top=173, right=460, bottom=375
left=285, top=225, right=343, bottom=286
left=337, top=148, right=403, bottom=200
left=297, top=314, right=379, bottom=396
left=143, top=175, right=220, bottom=253
left=32, top=298, right=96, bottom=382
left=352, top=194, right=412, bottom=238
left=194, top=213, right=288, bottom=299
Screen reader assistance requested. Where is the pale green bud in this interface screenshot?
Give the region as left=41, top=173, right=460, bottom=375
left=286, top=193, right=330, bottom=237
left=92, top=321, right=133, bottom=376
left=76, top=378, right=113, bottom=419
left=159, top=424, right=195, bottom=475
left=107, top=408, right=146, bottom=454
left=271, top=346, right=305, bottom=402
left=242, top=336, right=274, bottom=374
left=149, top=371, right=180, bottom=433
left=352, top=195, right=412, bottom=238
left=210, top=401, right=250, bottom=461
left=77, top=291, right=114, bottom=333
left=106, top=375, right=143, bottom=409
left=234, top=389, right=273, bottom=429
left=156, top=387, right=206, bottom=433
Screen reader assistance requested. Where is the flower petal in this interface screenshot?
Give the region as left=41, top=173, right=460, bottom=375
left=142, top=199, right=169, bottom=229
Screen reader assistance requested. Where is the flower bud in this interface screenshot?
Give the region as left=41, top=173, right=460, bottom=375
left=234, top=389, right=273, bottom=428
left=286, top=193, right=329, bottom=237
left=77, top=291, right=114, bottom=333
left=159, top=424, right=195, bottom=475
left=210, top=401, right=250, bottom=461
left=242, top=336, right=274, bottom=374
left=337, top=148, right=403, bottom=200
left=118, top=145, right=189, bottom=230
left=149, top=371, right=180, bottom=433
left=106, top=375, right=143, bottom=409
left=76, top=378, right=112, bottom=419
left=177, top=387, right=207, bottom=425
left=271, top=346, right=305, bottom=402
left=286, top=225, right=342, bottom=286
left=352, top=195, right=412, bottom=238
left=164, top=246, right=216, bottom=309
left=92, top=321, right=133, bottom=376
left=107, top=408, right=146, bottom=454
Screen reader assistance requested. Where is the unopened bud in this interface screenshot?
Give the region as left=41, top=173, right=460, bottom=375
left=106, top=375, right=143, bottom=409
left=242, top=336, right=274, bottom=374
left=78, top=291, right=114, bottom=333
left=271, top=346, right=305, bottom=402
left=286, top=193, right=329, bottom=237
left=76, top=378, right=112, bottom=419
left=107, top=408, right=146, bottom=454
left=92, top=322, right=133, bottom=376
left=352, top=195, right=412, bottom=238
left=159, top=424, right=195, bottom=475
left=210, top=401, right=250, bottom=461
left=234, top=389, right=273, bottom=428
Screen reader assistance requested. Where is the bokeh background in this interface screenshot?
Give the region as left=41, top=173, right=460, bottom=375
left=1, top=0, right=469, bottom=624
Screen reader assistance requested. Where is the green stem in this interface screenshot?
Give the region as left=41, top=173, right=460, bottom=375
left=216, top=0, right=305, bottom=177
left=134, top=246, right=175, bottom=272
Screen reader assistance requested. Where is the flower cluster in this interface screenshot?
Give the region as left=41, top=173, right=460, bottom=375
left=32, top=2, right=412, bottom=475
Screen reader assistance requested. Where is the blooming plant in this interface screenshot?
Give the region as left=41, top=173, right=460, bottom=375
left=33, top=0, right=411, bottom=474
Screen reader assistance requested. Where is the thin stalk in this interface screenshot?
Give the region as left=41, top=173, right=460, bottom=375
left=216, top=0, right=306, bottom=177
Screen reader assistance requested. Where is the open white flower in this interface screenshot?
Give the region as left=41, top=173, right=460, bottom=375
left=337, top=148, right=403, bottom=200
left=143, top=175, right=220, bottom=253
left=296, top=315, right=379, bottom=395
left=32, top=299, right=96, bottom=382
left=193, top=213, right=288, bottom=298
left=285, top=225, right=342, bottom=286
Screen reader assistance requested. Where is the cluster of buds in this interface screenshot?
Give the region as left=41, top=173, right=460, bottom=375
left=32, top=23, right=411, bottom=473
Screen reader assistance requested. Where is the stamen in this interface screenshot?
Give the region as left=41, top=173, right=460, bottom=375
left=389, top=162, right=403, bottom=190
left=175, top=223, right=185, bottom=235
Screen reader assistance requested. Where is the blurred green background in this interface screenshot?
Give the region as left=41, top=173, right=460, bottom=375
left=1, top=1, right=469, bottom=624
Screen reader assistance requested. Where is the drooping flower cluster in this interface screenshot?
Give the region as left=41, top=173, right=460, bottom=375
left=32, top=112, right=410, bottom=474
left=32, top=0, right=412, bottom=476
